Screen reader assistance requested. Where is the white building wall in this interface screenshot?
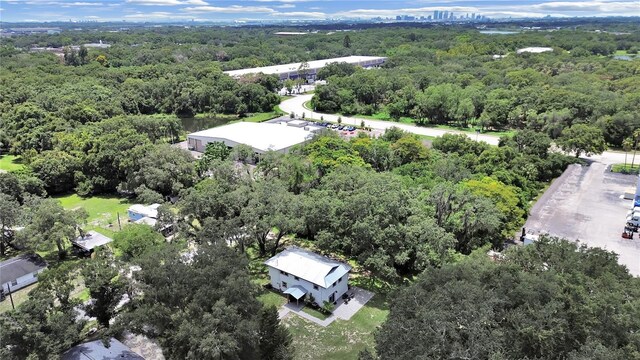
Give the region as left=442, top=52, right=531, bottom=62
left=267, top=266, right=349, bottom=304
left=1, top=269, right=45, bottom=292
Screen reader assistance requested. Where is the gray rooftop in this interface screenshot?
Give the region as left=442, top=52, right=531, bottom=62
left=62, top=338, right=144, bottom=360
left=73, top=231, right=113, bottom=251
left=265, top=247, right=351, bottom=288
left=0, top=254, right=47, bottom=285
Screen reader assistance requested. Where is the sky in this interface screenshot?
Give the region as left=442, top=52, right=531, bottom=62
left=1, top=0, right=639, bottom=23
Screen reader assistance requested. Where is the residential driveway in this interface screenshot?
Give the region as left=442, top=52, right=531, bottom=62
left=524, top=162, right=640, bottom=275
left=278, top=287, right=374, bottom=327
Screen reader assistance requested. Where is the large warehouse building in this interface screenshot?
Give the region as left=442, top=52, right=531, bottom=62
left=187, top=121, right=321, bottom=154
left=224, top=55, right=387, bottom=81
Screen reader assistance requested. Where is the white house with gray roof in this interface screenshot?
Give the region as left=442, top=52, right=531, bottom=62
left=1, top=254, right=47, bottom=293
left=265, top=247, right=351, bottom=305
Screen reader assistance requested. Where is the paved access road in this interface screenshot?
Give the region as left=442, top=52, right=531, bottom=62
left=279, top=94, right=501, bottom=145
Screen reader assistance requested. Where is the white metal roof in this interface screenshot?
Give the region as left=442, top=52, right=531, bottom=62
left=73, top=230, right=113, bottom=251
left=265, top=247, right=351, bottom=288
left=224, top=55, right=387, bottom=77
left=517, top=47, right=553, bottom=54
left=128, top=204, right=160, bottom=218
left=188, top=122, right=315, bottom=153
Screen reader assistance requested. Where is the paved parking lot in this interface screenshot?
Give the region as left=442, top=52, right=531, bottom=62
left=524, top=162, right=640, bottom=275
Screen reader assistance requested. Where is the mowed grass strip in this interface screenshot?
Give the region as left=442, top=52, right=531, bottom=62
left=0, top=155, right=25, bottom=172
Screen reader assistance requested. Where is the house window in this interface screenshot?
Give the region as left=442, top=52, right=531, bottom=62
left=313, top=285, right=319, bottom=290
left=280, top=271, right=287, bottom=276
left=294, top=276, right=299, bottom=281
left=332, top=282, right=336, bottom=287
left=11, top=279, right=17, bottom=286
left=338, top=277, right=342, bottom=283
left=282, top=281, right=287, bottom=288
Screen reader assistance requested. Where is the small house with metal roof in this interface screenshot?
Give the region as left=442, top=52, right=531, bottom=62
left=265, top=247, right=351, bottom=305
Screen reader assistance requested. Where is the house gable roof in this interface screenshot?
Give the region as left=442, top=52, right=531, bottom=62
left=62, top=338, right=144, bottom=360
left=0, top=254, right=47, bottom=285
left=73, top=230, right=113, bottom=251
left=264, top=247, right=351, bottom=288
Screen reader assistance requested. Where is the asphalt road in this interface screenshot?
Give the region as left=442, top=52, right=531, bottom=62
left=279, top=94, right=501, bottom=145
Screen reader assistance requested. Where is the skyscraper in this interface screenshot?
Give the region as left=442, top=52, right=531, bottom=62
left=433, top=10, right=439, bottom=20
left=443, top=10, right=449, bottom=19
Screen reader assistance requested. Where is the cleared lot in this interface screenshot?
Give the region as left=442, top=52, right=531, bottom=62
left=525, top=162, right=640, bottom=275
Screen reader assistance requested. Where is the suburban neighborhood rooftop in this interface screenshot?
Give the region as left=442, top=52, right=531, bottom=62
left=265, top=246, right=351, bottom=288
left=72, top=230, right=113, bottom=252
left=0, top=254, right=47, bottom=286
left=62, top=338, right=144, bottom=360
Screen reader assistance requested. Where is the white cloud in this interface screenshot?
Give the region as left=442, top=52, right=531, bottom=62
left=255, top=0, right=309, bottom=3
left=125, top=0, right=208, bottom=6
left=275, top=4, right=296, bottom=9
left=182, top=5, right=276, bottom=13
left=270, top=11, right=326, bottom=18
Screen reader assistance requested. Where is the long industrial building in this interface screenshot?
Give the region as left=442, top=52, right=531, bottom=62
left=223, top=55, right=387, bottom=81
left=187, top=120, right=322, bottom=154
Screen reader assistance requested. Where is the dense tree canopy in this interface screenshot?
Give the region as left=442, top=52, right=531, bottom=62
left=374, top=238, right=640, bottom=360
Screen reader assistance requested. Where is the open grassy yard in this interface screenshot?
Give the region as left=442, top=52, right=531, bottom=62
left=0, top=155, right=25, bottom=172
left=0, top=283, right=37, bottom=313
left=56, top=194, right=133, bottom=237
left=282, top=294, right=388, bottom=360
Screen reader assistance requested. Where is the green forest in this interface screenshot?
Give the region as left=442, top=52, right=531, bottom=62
left=1, top=22, right=640, bottom=360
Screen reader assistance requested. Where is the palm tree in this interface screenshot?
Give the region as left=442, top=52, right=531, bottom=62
left=623, top=137, right=633, bottom=169
left=632, top=129, right=640, bottom=170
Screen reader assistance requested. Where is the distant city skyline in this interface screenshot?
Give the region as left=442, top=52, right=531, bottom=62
left=1, top=0, right=639, bottom=23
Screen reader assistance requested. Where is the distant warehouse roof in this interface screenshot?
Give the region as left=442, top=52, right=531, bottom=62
left=188, top=122, right=318, bottom=153
left=517, top=47, right=554, bottom=54
left=224, top=55, right=387, bottom=78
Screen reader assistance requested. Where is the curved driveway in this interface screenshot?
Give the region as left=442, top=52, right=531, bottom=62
left=280, top=94, right=501, bottom=145
left=279, top=94, right=626, bottom=164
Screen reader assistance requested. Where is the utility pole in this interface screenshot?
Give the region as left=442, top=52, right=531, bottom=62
left=117, top=212, right=122, bottom=231
left=7, top=283, right=15, bottom=311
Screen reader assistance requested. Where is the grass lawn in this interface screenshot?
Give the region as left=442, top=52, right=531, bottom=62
left=302, top=306, right=331, bottom=321
left=238, top=111, right=283, bottom=123
left=611, top=163, right=640, bottom=174
left=282, top=294, right=389, bottom=360
left=258, top=290, right=287, bottom=309
left=0, top=155, right=26, bottom=172
left=56, top=194, right=133, bottom=236
left=0, top=283, right=37, bottom=313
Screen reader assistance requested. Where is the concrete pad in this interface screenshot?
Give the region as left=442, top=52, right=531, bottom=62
left=525, top=163, right=640, bottom=275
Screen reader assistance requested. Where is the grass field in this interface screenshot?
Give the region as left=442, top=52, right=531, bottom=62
left=611, top=163, right=640, bottom=174
left=56, top=194, right=133, bottom=237
left=0, top=155, right=25, bottom=172
left=282, top=294, right=388, bottom=360
left=0, top=283, right=37, bottom=313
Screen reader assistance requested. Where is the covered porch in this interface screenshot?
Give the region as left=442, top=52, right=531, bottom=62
left=282, top=285, right=307, bottom=306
